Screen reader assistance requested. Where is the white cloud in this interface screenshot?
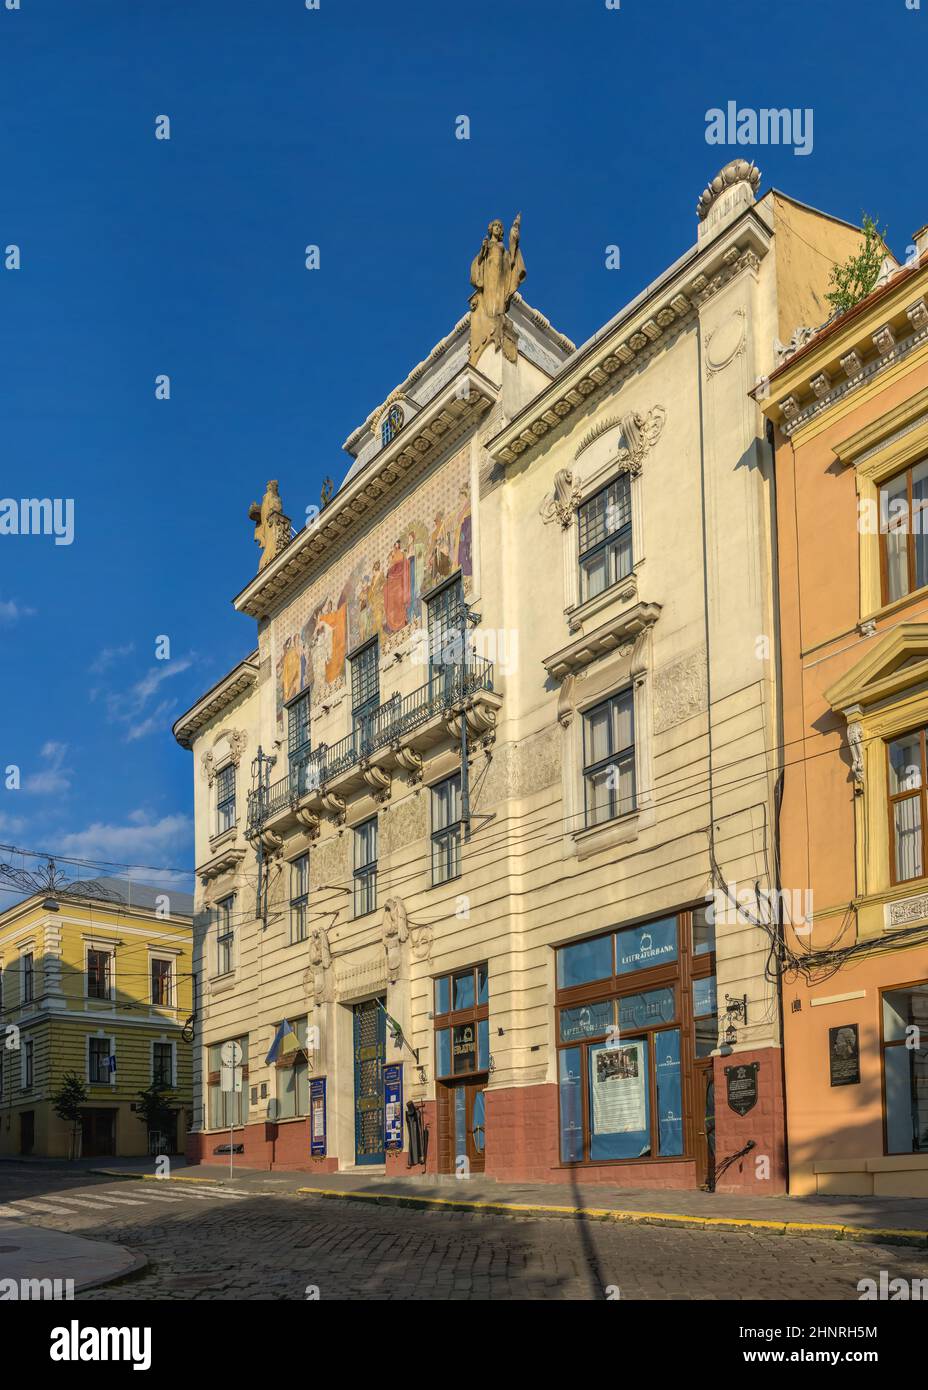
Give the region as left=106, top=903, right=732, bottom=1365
left=56, top=811, right=193, bottom=869
left=24, top=741, right=72, bottom=795
left=0, top=598, right=36, bottom=624
left=102, top=655, right=196, bottom=741
left=89, top=642, right=135, bottom=675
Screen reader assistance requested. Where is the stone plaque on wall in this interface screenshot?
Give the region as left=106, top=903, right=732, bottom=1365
left=828, top=1024, right=860, bottom=1087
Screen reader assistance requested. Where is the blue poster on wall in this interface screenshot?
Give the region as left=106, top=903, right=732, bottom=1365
left=383, top=1063, right=403, bottom=1150
left=310, top=1077, right=327, bottom=1157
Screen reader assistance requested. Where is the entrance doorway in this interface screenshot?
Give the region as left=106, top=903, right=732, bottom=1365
left=439, top=1077, right=487, bottom=1174
left=19, top=1111, right=35, bottom=1156
left=353, top=997, right=386, bottom=1165
left=81, top=1108, right=116, bottom=1158
left=695, top=1065, right=715, bottom=1191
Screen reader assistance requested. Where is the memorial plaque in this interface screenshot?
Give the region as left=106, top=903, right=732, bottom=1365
left=724, top=1061, right=759, bottom=1116
left=829, top=1024, right=860, bottom=1087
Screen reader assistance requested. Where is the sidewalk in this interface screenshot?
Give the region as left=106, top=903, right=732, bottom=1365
left=0, top=1219, right=145, bottom=1295
left=94, top=1159, right=928, bottom=1248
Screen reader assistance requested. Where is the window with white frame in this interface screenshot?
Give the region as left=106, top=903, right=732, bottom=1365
left=153, top=1041, right=175, bottom=1087
left=578, top=474, right=632, bottom=602
left=215, top=895, right=235, bottom=975
left=150, top=957, right=173, bottom=1007
left=216, top=763, right=236, bottom=835
left=290, top=854, right=309, bottom=944
left=87, top=948, right=112, bottom=1000
left=432, top=774, right=462, bottom=885
left=582, top=689, right=636, bottom=827
left=353, top=818, right=378, bottom=916
left=88, top=1036, right=113, bottom=1085
left=22, top=951, right=34, bottom=1004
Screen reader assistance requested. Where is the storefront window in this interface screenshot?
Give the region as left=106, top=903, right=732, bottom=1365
left=882, top=984, right=928, bottom=1153
left=555, top=908, right=714, bottom=1167
left=434, top=963, right=489, bottom=1080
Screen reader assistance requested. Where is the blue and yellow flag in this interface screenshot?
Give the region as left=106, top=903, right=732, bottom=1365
left=266, top=1019, right=300, bottom=1064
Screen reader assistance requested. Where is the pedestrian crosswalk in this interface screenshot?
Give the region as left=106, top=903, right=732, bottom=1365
left=0, top=1180, right=251, bottom=1224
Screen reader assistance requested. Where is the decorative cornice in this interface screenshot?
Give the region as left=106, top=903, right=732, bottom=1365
left=197, top=846, right=246, bottom=886
left=488, top=220, right=769, bottom=467
left=233, top=368, right=497, bottom=621
left=173, top=654, right=259, bottom=749
left=543, top=600, right=662, bottom=679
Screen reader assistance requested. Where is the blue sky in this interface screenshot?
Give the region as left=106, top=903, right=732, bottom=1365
left=1, top=0, right=925, bottom=887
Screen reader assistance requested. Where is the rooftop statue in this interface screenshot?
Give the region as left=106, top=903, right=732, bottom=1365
left=469, top=214, right=526, bottom=366
left=248, top=479, right=292, bottom=572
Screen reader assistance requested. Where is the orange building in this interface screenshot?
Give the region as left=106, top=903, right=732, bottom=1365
left=760, top=229, right=928, bottom=1197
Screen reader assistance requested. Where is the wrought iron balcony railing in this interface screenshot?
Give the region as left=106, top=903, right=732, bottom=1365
left=247, top=657, right=494, bottom=832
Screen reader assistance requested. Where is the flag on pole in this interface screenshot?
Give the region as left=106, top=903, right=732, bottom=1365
left=266, top=1019, right=300, bottom=1064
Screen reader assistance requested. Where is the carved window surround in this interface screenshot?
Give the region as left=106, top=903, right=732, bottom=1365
left=565, top=569, right=641, bottom=636
left=553, top=613, right=659, bottom=863
left=826, top=622, right=928, bottom=919
left=837, top=388, right=928, bottom=620
left=543, top=601, right=661, bottom=681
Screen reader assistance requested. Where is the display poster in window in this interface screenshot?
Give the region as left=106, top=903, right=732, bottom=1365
left=383, top=1063, right=403, bottom=1150
left=310, top=1077, right=327, bottom=1156
left=829, top=1025, right=861, bottom=1087
left=590, top=1040, right=647, bottom=1133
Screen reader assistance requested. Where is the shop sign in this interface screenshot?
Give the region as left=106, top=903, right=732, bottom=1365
left=724, top=1061, right=759, bottom=1116
left=829, top=1024, right=860, bottom=1087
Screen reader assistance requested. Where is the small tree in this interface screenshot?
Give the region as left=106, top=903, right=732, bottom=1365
left=51, top=1071, right=88, bottom=1160
left=826, top=214, right=889, bottom=315
left=136, top=1081, right=177, bottom=1155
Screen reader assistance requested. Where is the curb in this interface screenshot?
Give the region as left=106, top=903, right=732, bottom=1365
left=294, top=1186, right=928, bottom=1248
left=89, top=1169, right=224, bottom=1185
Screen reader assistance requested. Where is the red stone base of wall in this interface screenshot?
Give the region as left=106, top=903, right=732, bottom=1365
left=185, top=1121, right=338, bottom=1174
left=185, top=1055, right=785, bottom=1193
left=711, top=1047, right=787, bottom=1195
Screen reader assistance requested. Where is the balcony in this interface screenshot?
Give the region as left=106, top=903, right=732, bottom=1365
left=247, top=657, right=498, bottom=835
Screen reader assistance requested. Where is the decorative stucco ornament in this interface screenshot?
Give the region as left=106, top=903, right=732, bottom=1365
left=248, top=480, right=292, bottom=572
left=539, top=468, right=581, bottom=527
left=847, top=720, right=865, bottom=789
left=306, top=926, right=331, bottom=1002
left=469, top=214, right=526, bottom=366
left=696, top=159, right=761, bottom=222
left=382, top=897, right=409, bottom=984
left=773, top=324, right=816, bottom=366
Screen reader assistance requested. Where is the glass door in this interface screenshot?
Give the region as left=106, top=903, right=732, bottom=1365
left=353, top=998, right=386, bottom=1165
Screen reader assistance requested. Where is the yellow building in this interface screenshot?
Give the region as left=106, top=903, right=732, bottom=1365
left=0, top=874, right=194, bottom=1159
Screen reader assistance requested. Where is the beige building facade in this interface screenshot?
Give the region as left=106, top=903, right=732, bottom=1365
left=175, top=169, right=863, bottom=1192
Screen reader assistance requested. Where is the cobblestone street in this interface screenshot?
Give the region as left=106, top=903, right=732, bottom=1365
left=3, top=1170, right=928, bottom=1300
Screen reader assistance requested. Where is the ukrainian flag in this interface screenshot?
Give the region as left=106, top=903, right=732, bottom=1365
left=266, top=1019, right=300, bottom=1064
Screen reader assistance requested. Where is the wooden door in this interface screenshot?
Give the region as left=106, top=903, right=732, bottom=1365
left=694, top=1065, right=715, bottom=1191
left=81, top=1109, right=116, bottom=1158
left=19, top=1111, right=35, bottom=1156
left=440, top=1077, right=487, bottom=1174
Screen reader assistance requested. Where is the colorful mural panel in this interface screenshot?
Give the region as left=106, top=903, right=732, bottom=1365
left=273, top=449, right=473, bottom=719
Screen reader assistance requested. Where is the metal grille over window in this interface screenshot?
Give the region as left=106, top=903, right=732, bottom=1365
left=578, top=475, right=632, bottom=602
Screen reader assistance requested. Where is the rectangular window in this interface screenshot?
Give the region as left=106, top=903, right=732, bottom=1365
left=276, top=1017, right=310, bottom=1120
left=87, top=949, right=112, bottom=1000
left=216, top=896, right=235, bottom=976
left=353, top=819, right=378, bottom=917
left=578, top=474, right=632, bottom=602
left=427, top=577, right=466, bottom=688
left=22, top=952, right=34, bottom=1004
left=351, top=640, right=379, bottom=749
left=880, top=459, right=928, bottom=603
left=883, top=983, right=928, bottom=1153
left=23, top=1038, right=34, bottom=1091
left=555, top=910, right=715, bottom=1166
left=431, top=774, right=462, bottom=885
left=153, top=1042, right=174, bottom=1087
left=288, top=691, right=312, bottom=793
left=433, top=964, right=489, bottom=1080
left=290, top=854, right=309, bottom=944
left=216, top=763, right=236, bottom=835
left=207, top=1037, right=249, bottom=1129
left=89, top=1037, right=112, bottom=1085
left=583, top=689, right=635, bottom=827
left=151, top=958, right=173, bottom=1007
left=888, top=729, right=927, bottom=883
